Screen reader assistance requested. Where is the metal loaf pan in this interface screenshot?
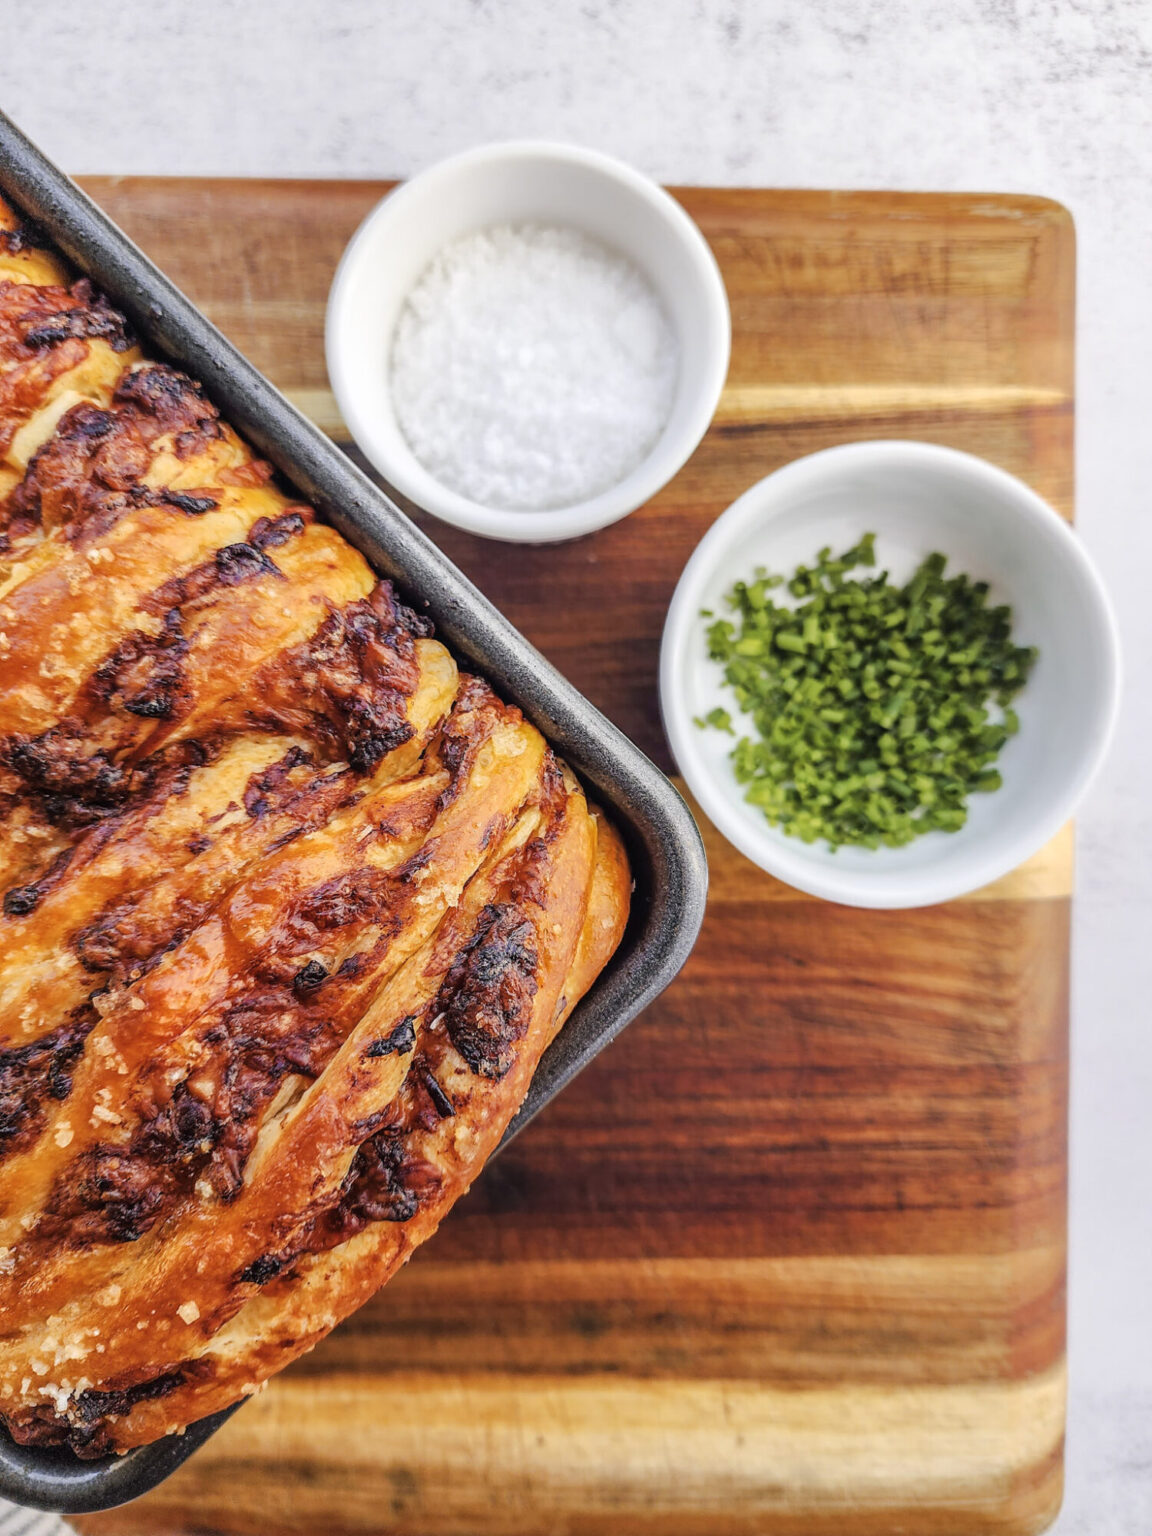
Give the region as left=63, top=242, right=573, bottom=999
left=0, top=112, right=708, bottom=1514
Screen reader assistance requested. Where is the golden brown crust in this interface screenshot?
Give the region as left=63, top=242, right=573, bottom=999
left=0, top=198, right=630, bottom=1456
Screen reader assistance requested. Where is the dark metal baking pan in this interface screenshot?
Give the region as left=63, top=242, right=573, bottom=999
left=0, top=110, right=708, bottom=1514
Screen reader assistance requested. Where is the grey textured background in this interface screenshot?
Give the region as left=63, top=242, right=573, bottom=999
left=2, top=2, right=1150, bottom=1529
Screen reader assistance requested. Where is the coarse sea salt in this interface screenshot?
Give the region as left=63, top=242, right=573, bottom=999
left=389, top=223, right=678, bottom=512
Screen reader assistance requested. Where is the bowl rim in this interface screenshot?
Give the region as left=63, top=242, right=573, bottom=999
left=325, top=137, right=731, bottom=544
left=660, top=438, right=1123, bottom=909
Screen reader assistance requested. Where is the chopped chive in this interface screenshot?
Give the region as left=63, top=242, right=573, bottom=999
left=695, top=535, right=1036, bottom=849
left=694, top=706, right=736, bottom=735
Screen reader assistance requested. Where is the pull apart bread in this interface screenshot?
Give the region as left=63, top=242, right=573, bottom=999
left=0, top=197, right=630, bottom=1454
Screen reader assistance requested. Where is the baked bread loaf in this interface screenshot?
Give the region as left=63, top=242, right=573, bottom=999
left=0, top=197, right=630, bottom=1455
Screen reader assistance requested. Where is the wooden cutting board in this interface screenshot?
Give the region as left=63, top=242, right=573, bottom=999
left=71, top=179, right=1073, bottom=1536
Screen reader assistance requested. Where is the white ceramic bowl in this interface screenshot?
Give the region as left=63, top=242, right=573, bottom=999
left=661, top=441, right=1121, bottom=909
left=326, top=140, right=730, bottom=543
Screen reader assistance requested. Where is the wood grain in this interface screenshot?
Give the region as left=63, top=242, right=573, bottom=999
left=69, top=179, right=1074, bottom=1536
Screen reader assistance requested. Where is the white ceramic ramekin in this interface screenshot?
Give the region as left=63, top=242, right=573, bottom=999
left=661, top=441, right=1122, bottom=909
left=326, top=140, right=730, bottom=543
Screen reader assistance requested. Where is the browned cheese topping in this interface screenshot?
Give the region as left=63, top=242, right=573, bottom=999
left=0, top=194, right=629, bottom=1458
